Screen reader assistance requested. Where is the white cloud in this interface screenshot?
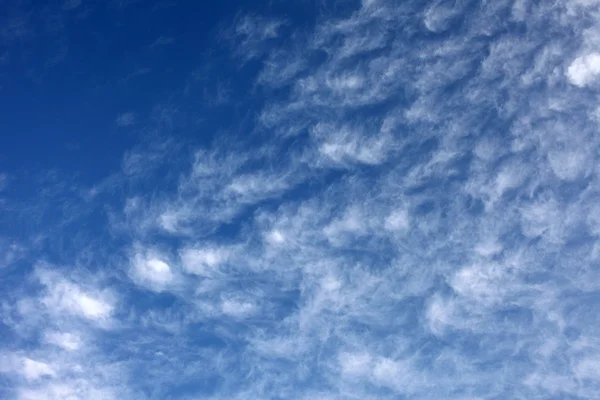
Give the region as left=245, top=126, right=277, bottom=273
left=372, top=357, right=408, bottom=389
left=179, top=246, right=228, bottom=277
left=575, top=356, right=600, bottom=379
left=130, top=250, right=174, bottom=291
left=450, top=263, right=506, bottom=306
left=265, top=229, right=286, bottom=245
left=567, top=53, right=600, bottom=87
left=227, top=171, right=293, bottom=202
left=384, top=209, right=410, bottom=232
left=5, top=0, right=600, bottom=398
left=18, top=381, right=118, bottom=400
left=426, top=294, right=456, bottom=336
left=221, top=298, right=256, bottom=318
left=43, top=283, right=113, bottom=321
left=44, top=331, right=83, bottom=351
left=22, top=358, right=56, bottom=381
left=520, top=196, right=567, bottom=244
left=35, top=269, right=114, bottom=323
left=323, top=207, right=367, bottom=245
left=1, top=354, right=56, bottom=381
left=338, top=352, right=372, bottom=377
left=547, top=148, right=588, bottom=180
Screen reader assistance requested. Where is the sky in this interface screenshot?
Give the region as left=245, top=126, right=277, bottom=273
left=1, top=0, right=600, bottom=399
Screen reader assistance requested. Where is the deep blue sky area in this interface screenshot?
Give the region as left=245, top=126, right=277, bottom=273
left=2, top=1, right=267, bottom=175
left=1, top=0, right=600, bottom=399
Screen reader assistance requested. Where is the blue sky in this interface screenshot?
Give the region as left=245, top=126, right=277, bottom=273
left=1, top=0, right=600, bottom=399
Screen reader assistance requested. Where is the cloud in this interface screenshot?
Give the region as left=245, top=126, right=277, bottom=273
left=568, top=53, right=600, bottom=87
left=220, top=298, right=256, bottom=318
left=44, top=331, right=83, bottom=351
left=21, top=358, right=56, bottom=381
left=179, top=246, right=229, bottom=277
left=129, top=248, right=175, bottom=292
left=3, top=0, right=600, bottom=398
left=338, top=352, right=372, bottom=377
left=35, top=267, right=115, bottom=323
left=223, top=14, right=286, bottom=62
left=0, top=354, right=56, bottom=381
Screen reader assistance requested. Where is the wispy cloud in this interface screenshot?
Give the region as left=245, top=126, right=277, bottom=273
left=3, top=0, right=600, bottom=398
left=222, top=14, right=287, bottom=63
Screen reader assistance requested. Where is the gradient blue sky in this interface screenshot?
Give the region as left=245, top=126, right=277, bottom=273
left=1, top=0, right=600, bottom=399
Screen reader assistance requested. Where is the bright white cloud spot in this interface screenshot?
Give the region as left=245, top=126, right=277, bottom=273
left=180, top=247, right=227, bottom=276
left=567, top=53, right=600, bottom=87
left=339, top=352, right=372, bottom=376
left=385, top=209, right=410, bottom=231
left=265, top=229, right=286, bottom=245
left=71, top=293, right=113, bottom=320
left=450, top=264, right=504, bottom=305
left=321, top=275, right=342, bottom=292
left=22, top=358, right=55, bottom=381
left=39, top=274, right=114, bottom=322
left=221, top=299, right=256, bottom=318
left=132, top=253, right=174, bottom=290
left=44, top=331, right=83, bottom=351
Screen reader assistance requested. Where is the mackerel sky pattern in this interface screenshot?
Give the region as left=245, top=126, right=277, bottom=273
left=1, top=0, right=600, bottom=399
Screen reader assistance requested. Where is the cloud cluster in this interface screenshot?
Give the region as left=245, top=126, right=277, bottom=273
left=0, top=264, right=129, bottom=399
left=2, top=0, right=600, bottom=399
